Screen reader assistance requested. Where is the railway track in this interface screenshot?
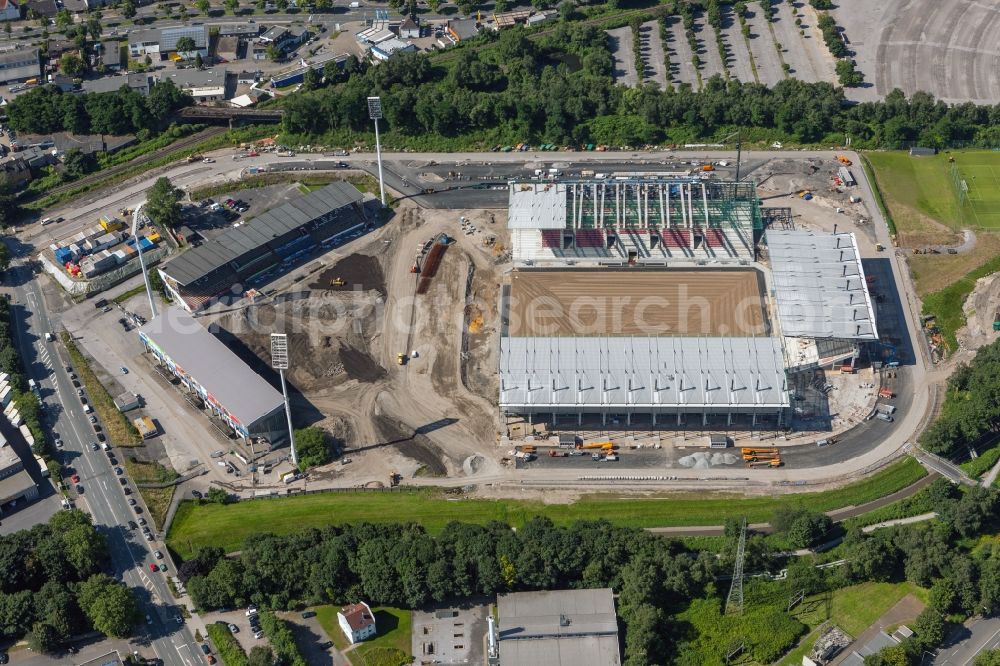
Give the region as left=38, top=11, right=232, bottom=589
left=38, top=126, right=228, bottom=199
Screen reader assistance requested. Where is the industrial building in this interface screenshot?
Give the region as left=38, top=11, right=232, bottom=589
left=0, top=48, right=41, bottom=85
left=490, top=588, right=621, bottom=666
left=128, top=25, right=209, bottom=59
left=498, top=178, right=879, bottom=431
left=0, top=434, right=40, bottom=512
left=138, top=308, right=286, bottom=444
left=158, top=182, right=366, bottom=311
left=162, top=67, right=233, bottom=103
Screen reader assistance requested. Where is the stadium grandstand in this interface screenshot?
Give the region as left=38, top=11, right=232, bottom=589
left=508, top=178, right=760, bottom=264
left=498, top=178, right=879, bottom=431
left=159, top=182, right=366, bottom=311
left=139, top=308, right=287, bottom=444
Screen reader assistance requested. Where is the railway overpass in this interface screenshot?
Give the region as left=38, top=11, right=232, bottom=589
left=177, top=106, right=285, bottom=126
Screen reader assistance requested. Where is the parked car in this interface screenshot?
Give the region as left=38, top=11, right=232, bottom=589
left=228, top=623, right=239, bottom=634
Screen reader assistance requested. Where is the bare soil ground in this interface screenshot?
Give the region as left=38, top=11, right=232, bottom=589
left=910, top=233, right=1000, bottom=297
left=213, top=203, right=508, bottom=483
left=955, top=272, right=1000, bottom=357
left=507, top=268, right=765, bottom=336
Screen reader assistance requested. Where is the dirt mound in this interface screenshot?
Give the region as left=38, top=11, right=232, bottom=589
left=310, top=253, right=386, bottom=298
left=339, top=343, right=386, bottom=383
left=374, top=415, right=448, bottom=476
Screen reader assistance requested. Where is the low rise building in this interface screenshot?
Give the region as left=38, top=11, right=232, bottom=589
left=0, top=157, right=32, bottom=189
left=129, top=25, right=209, bottom=59
left=493, top=588, right=621, bottom=666
left=257, top=25, right=308, bottom=56
left=0, top=436, right=40, bottom=512
left=0, top=0, right=20, bottom=22
left=25, top=0, right=56, bottom=17
left=398, top=16, right=420, bottom=38
left=338, top=602, right=376, bottom=644
left=370, top=38, right=416, bottom=61
left=100, top=41, right=122, bottom=71
left=446, top=18, right=480, bottom=42
left=0, top=48, right=40, bottom=85
left=217, top=22, right=262, bottom=38
left=162, top=67, right=232, bottom=103
left=81, top=72, right=155, bottom=95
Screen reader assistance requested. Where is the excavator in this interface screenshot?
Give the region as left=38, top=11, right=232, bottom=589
left=331, top=277, right=346, bottom=286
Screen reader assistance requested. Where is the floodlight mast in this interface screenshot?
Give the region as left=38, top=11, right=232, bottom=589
left=132, top=203, right=158, bottom=320
left=367, top=96, right=387, bottom=207
left=270, top=333, right=298, bottom=468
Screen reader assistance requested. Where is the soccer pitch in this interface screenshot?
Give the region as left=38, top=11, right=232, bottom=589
left=867, top=150, right=1000, bottom=231
left=951, top=153, right=1000, bottom=228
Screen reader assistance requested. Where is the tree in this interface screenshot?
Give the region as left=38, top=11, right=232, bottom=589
left=314, top=0, right=331, bottom=9
left=294, top=427, right=331, bottom=470
left=196, top=0, right=210, bottom=13
left=275, top=0, right=287, bottom=9
left=0, top=590, right=35, bottom=639
left=224, top=0, right=239, bottom=14
left=205, top=487, right=230, bottom=504
left=27, top=622, right=60, bottom=653
left=145, top=177, right=183, bottom=228
left=55, top=9, right=71, bottom=29
left=976, top=650, right=1000, bottom=666
left=302, top=67, right=320, bottom=91
left=266, top=43, right=280, bottom=61
left=62, top=148, right=94, bottom=179
left=3, top=21, right=11, bottom=36
left=248, top=646, right=275, bottom=666
left=194, top=51, right=203, bottom=68
left=59, top=52, right=85, bottom=77
left=87, top=14, right=101, bottom=41
left=34, top=581, right=80, bottom=642
left=77, top=575, right=139, bottom=638
left=174, top=36, right=196, bottom=54
left=121, top=0, right=136, bottom=18
left=0, top=244, right=10, bottom=273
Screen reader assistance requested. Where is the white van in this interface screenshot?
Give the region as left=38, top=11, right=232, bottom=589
left=83, top=404, right=93, bottom=414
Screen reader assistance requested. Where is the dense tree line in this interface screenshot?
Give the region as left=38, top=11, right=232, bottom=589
left=281, top=23, right=1000, bottom=150
left=920, top=337, right=1000, bottom=458
left=0, top=511, right=140, bottom=652
left=0, top=298, right=46, bottom=455
left=5, top=79, right=191, bottom=138
left=184, top=518, right=717, bottom=665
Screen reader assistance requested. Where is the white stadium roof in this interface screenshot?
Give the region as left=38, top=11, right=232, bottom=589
left=507, top=182, right=567, bottom=229
left=766, top=230, right=878, bottom=340
left=499, top=336, right=788, bottom=411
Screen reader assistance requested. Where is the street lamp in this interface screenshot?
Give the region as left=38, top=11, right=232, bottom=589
left=270, top=333, right=298, bottom=468
left=367, top=96, right=387, bottom=207
left=132, top=203, right=158, bottom=320
left=721, top=129, right=744, bottom=182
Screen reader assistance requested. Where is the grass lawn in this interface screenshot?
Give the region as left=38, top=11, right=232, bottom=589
left=347, top=608, right=411, bottom=666
left=828, top=581, right=928, bottom=637
left=913, top=244, right=1000, bottom=351
left=866, top=150, right=1000, bottom=237
left=167, top=458, right=925, bottom=559
left=120, top=457, right=177, bottom=530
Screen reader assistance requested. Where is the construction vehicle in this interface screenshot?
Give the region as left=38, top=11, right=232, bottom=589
left=331, top=278, right=346, bottom=286
left=577, top=441, right=614, bottom=450
left=549, top=449, right=569, bottom=457
left=522, top=445, right=537, bottom=453
left=994, top=310, right=1000, bottom=332
left=836, top=155, right=853, bottom=166
left=396, top=353, right=407, bottom=365
left=876, top=243, right=885, bottom=252
left=186, top=154, right=203, bottom=163
left=878, top=387, right=895, bottom=399
left=741, top=447, right=778, bottom=456
left=701, top=164, right=715, bottom=172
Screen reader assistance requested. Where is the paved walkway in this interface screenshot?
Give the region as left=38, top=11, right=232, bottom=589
left=832, top=594, right=926, bottom=664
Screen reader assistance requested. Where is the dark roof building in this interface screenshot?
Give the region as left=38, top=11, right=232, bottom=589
left=138, top=308, right=286, bottom=443
left=446, top=18, right=480, bottom=41
left=100, top=41, right=122, bottom=70
left=81, top=72, right=154, bottom=95
left=159, top=182, right=366, bottom=311
left=26, top=0, right=57, bottom=17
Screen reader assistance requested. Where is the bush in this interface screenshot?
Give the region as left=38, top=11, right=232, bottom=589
left=207, top=624, right=248, bottom=666
left=258, top=611, right=306, bottom=666
left=294, top=427, right=333, bottom=471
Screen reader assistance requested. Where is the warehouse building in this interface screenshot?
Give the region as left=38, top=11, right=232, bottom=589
left=129, top=25, right=208, bottom=59
left=491, top=588, right=620, bottom=666
left=0, top=435, right=40, bottom=512
left=138, top=308, right=286, bottom=444
left=0, top=48, right=41, bottom=85
left=158, top=182, right=366, bottom=311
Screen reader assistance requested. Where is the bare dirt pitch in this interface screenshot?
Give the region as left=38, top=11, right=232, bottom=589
left=213, top=203, right=507, bottom=482
left=507, top=268, right=767, bottom=337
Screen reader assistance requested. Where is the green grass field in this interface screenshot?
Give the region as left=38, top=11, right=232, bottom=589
left=866, top=150, right=1000, bottom=231
left=166, top=458, right=925, bottom=559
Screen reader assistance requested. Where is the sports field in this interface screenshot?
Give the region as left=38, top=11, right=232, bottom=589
left=507, top=268, right=767, bottom=336
left=866, top=150, right=1000, bottom=233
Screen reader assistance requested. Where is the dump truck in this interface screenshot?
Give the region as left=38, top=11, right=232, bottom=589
left=331, top=278, right=346, bottom=286
left=994, top=310, right=1000, bottom=332
left=701, top=164, right=715, bottom=171
left=836, top=155, right=853, bottom=166
left=396, top=353, right=407, bottom=365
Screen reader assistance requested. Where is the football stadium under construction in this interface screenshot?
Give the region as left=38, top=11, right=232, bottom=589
left=498, top=177, right=879, bottom=430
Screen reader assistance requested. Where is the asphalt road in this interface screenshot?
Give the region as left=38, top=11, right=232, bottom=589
left=3, top=251, right=201, bottom=666
left=934, top=617, right=1000, bottom=666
